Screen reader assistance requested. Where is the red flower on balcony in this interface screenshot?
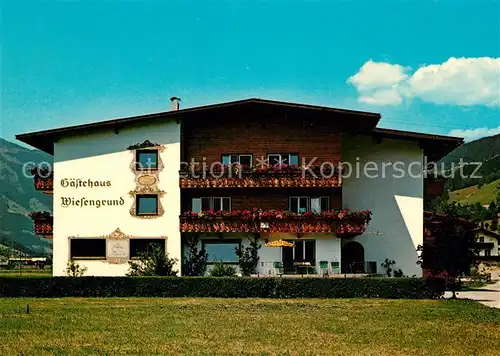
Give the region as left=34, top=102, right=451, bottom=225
left=179, top=164, right=341, bottom=188
left=180, top=209, right=372, bottom=236
left=30, top=167, right=54, bottom=191
left=28, top=211, right=53, bottom=237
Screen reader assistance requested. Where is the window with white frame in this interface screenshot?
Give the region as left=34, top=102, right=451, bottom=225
left=310, top=197, right=330, bottom=212
left=268, top=153, right=299, bottom=166
left=289, top=196, right=329, bottom=213
left=192, top=197, right=231, bottom=212
left=221, top=154, right=252, bottom=166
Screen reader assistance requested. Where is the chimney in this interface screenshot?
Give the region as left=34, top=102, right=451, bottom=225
left=170, top=96, right=181, bottom=111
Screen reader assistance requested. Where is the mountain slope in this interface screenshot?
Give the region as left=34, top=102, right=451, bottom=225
left=0, top=138, right=53, bottom=255
left=449, top=179, right=500, bottom=206
left=440, top=134, right=500, bottom=193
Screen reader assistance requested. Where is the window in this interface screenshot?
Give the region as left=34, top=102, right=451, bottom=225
left=290, top=196, right=309, bottom=213
left=310, top=197, right=330, bottom=212
left=213, top=197, right=231, bottom=211
left=485, top=249, right=491, bottom=257
left=283, top=240, right=315, bottom=262
left=136, top=150, right=158, bottom=170
left=70, top=239, right=106, bottom=259
left=221, top=154, right=252, bottom=166
left=479, top=236, right=485, bottom=243
left=203, top=240, right=241, bottom=263
left=290, top=196, right=329, bottom=213
left=136, top=195, right=158, bottom=215
left=268, top=153, right=299, bottom=166
left=130, top=238, right=165, bottom=259
left=192, top=197, right=231, bottom=212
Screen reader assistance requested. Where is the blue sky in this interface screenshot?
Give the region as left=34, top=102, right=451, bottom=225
left=2, top=0, right=499, bottom=144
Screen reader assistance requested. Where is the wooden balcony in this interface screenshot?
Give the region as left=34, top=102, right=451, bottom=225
left=180, top=214, right=260, bottom=233
left=179, top=165, right=341, bottom=189
left=31, top=167, right=53, bottom=194
left=424, top=176, right=446, bottom=201
left=180, top=209, right=371, bottom=236
left=28, top=212, right=53, bottom=237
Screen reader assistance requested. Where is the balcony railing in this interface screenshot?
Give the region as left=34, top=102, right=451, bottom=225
left=179, top=164, right=341, bottom=188
left=30, top=167, right=53, bottom=193
left=28, top=211, right=53, bottom=237
left=180, top=209, right=371, bottom=236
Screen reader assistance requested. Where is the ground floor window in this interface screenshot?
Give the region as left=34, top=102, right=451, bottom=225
left=130, top=238, right=165, bottom=259
left=202, top=239, right=240, bottom=263
left=282, top=240, right=315, bottom=272
left=70, top=238, right=106, bottom=259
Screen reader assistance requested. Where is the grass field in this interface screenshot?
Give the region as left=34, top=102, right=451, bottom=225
left=449, top=178, right=500, bottom=205
left=0, top=268, right=51, bottom=278
left=1, top=298, right=499, bottom=355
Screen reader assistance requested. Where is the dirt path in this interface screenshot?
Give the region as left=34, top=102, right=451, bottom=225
left=446, top=280, right=500, bottom=308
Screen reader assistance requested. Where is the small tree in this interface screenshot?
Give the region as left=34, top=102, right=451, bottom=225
left=183, top=235, right=208, bottom=276
left=127, top=243, right=178, bottom=276
left=419, top=207, right=478, bottom=298
left=235, top=234, right=261, bottom=276
left=380, top=258, right=396, bottom=277
left=65, top=259, right=87, bottom=277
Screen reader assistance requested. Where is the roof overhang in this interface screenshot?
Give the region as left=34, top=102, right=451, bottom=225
left=372, top=128, right=464, bottom=162
left=16, top=98, right=381, bottom=155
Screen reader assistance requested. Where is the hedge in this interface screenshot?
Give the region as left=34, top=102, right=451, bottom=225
left=0, top=277, right=445, bottom=299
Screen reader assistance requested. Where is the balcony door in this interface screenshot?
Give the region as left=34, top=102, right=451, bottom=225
left=282, top=240, right=316, bottom=273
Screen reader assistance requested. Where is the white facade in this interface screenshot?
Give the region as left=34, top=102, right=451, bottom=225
left=52, top=120, right=181, bottom=276
left=342, top=136, right=424, bottom=277
left=46, top=118, right=427, bottom=277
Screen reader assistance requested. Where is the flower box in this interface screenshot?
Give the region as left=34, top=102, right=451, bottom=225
left=30, top=167, right=53, bottom=192
left=180, top=209, right=371, bottom=236
left=29, top=211, right=53, bottom=237
left=179, top=164, right=342, bottom=188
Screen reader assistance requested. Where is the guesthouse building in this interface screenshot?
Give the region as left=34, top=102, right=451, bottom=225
left=17, top=98, right=462, bottom=277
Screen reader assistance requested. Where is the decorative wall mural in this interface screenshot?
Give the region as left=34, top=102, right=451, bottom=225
left=103, top=228, right=132, bottom=264
left=128, top=141, right=166, bottom=218
left=68, top=228, right=168, bottom=265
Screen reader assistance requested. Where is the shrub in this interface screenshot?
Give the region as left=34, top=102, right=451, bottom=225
left=127, top=243, right=178, bottom=276
left=65, top=259, right=87, bottom=277
left=235, top=234, right=261, bottom=276
left=0, top=277, right=446, bottom=299
left=393, top=269, right=404, bottom=278
left=210, top=261, right=237, bottom=277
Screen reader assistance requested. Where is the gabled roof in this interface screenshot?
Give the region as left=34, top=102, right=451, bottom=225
left=16, top=97, right=463, bottom=159
left=474, top=228, right=500, bottom=240
left=16, top=98, right=381, bottom=154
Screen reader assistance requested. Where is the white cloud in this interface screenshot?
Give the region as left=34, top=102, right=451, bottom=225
left=448, top=126, right=500, bottom=141
left=347, top=60, right=409, bottom=91
left=358, top=88, right=403, bottom=105
left=348, top=57, right=500, bottom=106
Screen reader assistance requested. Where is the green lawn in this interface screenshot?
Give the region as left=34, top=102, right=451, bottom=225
left=1, top=299, right=499, bottom=355
left=0, top=268, right=51, bottom=278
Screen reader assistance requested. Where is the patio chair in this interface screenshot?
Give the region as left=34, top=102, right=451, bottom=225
left=331, top=261, right=340, bottom=274
left=273, top=261, right=283, bottom=276
left=319, top=261, right=329, bottom=276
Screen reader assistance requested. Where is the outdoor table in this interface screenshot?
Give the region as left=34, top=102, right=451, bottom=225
left=294, top=262, right=314, bottom=276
